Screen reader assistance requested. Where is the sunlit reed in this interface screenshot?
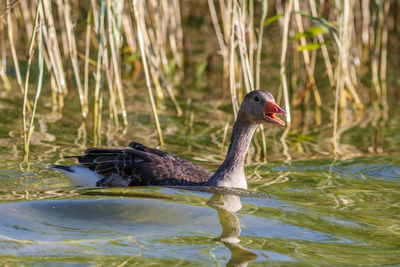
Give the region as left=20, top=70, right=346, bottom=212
left=0, top=0, right=397, bottom=160
left=6, top=0, right=24, bottom=95
left=131, top=0, right=163, bottom=146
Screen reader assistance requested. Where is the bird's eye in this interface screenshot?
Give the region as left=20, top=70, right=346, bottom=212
left=254, top=96, right=260, bottom=102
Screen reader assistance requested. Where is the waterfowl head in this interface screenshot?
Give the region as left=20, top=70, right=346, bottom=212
left=239, top=90, right=287, bottom=126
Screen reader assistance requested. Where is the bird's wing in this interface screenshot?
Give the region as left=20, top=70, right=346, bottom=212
left=77, top=142, right=212, bottom=186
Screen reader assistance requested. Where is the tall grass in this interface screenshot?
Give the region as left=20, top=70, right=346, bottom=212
left=0, top=0, right=397, bottom=161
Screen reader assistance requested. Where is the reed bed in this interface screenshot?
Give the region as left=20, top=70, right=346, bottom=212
left=0, top=0, right=397, bottom=161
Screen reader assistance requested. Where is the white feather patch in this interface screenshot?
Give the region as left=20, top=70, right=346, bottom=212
left=57, top=165, right=102, bottom=187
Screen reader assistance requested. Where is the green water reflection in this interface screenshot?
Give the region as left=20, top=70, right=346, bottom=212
left=0, top=89, right=399, bottom=265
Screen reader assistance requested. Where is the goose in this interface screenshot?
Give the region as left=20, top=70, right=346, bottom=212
left=52, top=90, right=286, bottom=189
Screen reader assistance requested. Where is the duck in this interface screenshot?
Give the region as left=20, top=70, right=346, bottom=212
left=51, top=90, right=286, bottom=189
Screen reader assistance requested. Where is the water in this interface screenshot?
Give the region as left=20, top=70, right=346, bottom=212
left=0, top=91, right=399, bottom=266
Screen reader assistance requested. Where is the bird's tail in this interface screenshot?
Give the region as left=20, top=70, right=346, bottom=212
left=49, top=164, right=101, bottom=187
left=49, top=164, right=74, bottom=173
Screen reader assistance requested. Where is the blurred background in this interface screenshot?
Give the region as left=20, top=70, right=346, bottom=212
left=0, top=0, right=399, bottom=162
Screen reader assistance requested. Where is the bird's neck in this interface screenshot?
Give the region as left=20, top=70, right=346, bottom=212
left=226, top=116, right=257, bottom=167
left=208, top=115, right=257, bottom=189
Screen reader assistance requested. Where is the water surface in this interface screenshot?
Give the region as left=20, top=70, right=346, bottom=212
left=0, top=92, right=399, bottom=266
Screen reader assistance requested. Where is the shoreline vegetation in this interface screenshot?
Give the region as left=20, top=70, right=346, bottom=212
left=0, top=0, right=398, bottom=162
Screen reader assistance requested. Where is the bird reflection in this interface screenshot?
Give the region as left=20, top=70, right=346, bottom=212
left=207, top=193, right=257, bottom=267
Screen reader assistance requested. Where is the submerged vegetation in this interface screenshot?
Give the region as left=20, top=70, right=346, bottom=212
left=0, top=0, right=399, bottom=161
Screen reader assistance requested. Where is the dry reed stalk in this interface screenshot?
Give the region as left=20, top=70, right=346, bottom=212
left=361, top=0, right=370, bottom=61
left=148, top=0, right=165, bottom=70
left=83, top=8, right=92, bottom=121
left=131, top=0, right=163, bottom=146
left=172, top=0, right=183, bottom=69
left=38, top=1, right=65, bottom=113
left=293, top=0, right=322, bottom=125
left=234, top=2, right=253, bottom=93
left=103, top=45, right=119, bottom=126
left=90, top=0, right=99, bottom=33
left=6, top=0, right=24, bottom=95
left=155, top=1, right=183, bottom=112
left=275, top=0, right=284, bottom=26
left=341, top=0, right=363, bottom=110
left=56, top=0, right=69, bottom=59
left=165, top=0, right=180, bottom=70
left=252, top=0, right=269, bottom=160
left=142, top=1, right=164, bottom=105
left=279, top=0, right=293, bottom=125
left=22, top=1, right=58, bottom=111
left=158, top=1, right=182, bottom=115
left=291, top=36, right=300, bottom=99
left=127, top=0, right=182, bottom=117
left=142, top=0, right=183, bottom=112
left=208, top=0, right=229, bottom=97
left=0, top=16, right=11, bottom=91
left=93, top=0, right=106, bottom=147
left=208, top=0, right=227, bottom=51
left=338, top=1, right=349, bottom=124
left=121, top=11, right=137, bottom=51
left=24, top=15, right=44, bottom=162
left=107, top=0, right=128, bottom=128
left=371, top=2, right=383, bottom=104
left=380, top=0, right=390, bottom=110
left=333, top=49, right=341, bottom=155
left=333, top=0, right=352, bottom=154
left=220, top=0, right=233, bottom=98
left=248, top=0, right=254, bottom=77
left=19, top=0, right=33, bottom=39
left=22, top=0, right=40, bottom=160
left=219, top=0, right=232, bottom=42
left=63, top=0, right=87, bottom=119
left=0, top=0, right=20, bottom=17
left=354, top=0, right=363, bottom=59
left=229, top=15, right=239, bottom=119
left=25, top=21, right=44, bottom=156
left=153, top=1, right=174, bottom=94
left=41, top=0, right=66, bottom=95
left=255, top=0, right=268, bottom=91
left=308, top=0, right=334, bottom=88
left=150, top=64, right=165, bottom=107
left=40, top=22, right=63, bottom=109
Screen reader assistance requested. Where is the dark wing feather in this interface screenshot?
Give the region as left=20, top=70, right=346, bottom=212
left=77, top=142, right=212, bottom=187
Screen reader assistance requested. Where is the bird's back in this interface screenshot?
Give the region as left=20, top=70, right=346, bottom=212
left=76, top=142, right=212, bottom=187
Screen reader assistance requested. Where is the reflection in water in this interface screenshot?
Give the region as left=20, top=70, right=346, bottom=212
left=207, top=194, right=257, bottom=267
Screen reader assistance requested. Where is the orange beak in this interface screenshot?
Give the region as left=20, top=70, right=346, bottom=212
left=263, top=101, right=287, bottom=126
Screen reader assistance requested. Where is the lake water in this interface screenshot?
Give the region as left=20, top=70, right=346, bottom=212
left=0, top=88, right=399, bottom=266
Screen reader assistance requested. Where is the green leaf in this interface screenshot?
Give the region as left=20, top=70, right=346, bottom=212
left=195, top=61, right=208, bottom=78
left=297, top=43, right=322, bottom=51
left=308, top=25, right=329, bottom=35
left=292, top=25, right=329, bottom=39
left=264, top=13, right=284, bottom=26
